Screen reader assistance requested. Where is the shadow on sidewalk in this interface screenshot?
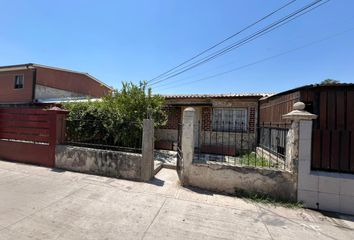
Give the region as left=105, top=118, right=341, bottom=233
left=148, top=177, right=165, bottom=187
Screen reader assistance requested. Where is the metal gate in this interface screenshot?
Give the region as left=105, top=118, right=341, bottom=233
left=0, top=108, right=59, bottom=167
left=176, top=123, right=183, bottom=177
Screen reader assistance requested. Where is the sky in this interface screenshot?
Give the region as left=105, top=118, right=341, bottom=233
left=0, top=0, right=353, bottom=95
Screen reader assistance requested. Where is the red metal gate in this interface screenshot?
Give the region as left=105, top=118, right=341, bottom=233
left=0, top=108, right=64, bottom=168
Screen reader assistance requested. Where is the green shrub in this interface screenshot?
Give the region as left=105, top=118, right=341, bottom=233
left=63, top=81, right=167, bottom=148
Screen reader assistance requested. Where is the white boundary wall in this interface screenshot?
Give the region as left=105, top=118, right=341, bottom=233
left=298, top=121, right=354, bottom=215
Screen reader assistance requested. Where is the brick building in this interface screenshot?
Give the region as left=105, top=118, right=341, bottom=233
left=155, top=93, right=267, bottom=154
left=0, top=63, right=112, bottom=106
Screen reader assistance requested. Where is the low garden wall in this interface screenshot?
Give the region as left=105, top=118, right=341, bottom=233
left=188, top=162, right=297, bottom=201
left=55, top=145, right=142, bottom=181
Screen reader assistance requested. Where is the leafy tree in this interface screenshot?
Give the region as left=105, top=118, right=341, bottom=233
left=63, top=81, right=167, bottom=149
left=320, top=79, right=340, bottom=85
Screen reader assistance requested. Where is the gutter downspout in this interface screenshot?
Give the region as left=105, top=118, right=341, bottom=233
left=31, top=68, right=37, bottom=103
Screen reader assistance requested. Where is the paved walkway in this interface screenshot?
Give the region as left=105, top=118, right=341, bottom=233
left=154, top=150, right=177, bottom=167
left=0, top=160, right=353, bottom=240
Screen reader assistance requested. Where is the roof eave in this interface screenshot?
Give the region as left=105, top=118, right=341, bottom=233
left=0, top=63, right=35, bottom=72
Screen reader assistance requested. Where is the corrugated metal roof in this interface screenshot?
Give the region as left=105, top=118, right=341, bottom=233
left=260, top=83, right=354, bottom=101
left=162, top=93, right=273, bottom=99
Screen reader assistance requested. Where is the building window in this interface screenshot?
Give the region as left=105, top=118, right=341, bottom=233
left=212, top=108, right=248, bottom=132
left=14, top=75, right=24, bottom=89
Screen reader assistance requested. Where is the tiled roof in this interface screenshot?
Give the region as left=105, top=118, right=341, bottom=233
left=162, top=93, right=273, bottom=99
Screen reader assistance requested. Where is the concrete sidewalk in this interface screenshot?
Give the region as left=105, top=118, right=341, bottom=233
left=0, top=160, right=353, bottom=240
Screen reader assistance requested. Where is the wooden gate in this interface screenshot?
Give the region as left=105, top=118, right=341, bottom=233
left=0, top=108, right=64, bottom=168
left=303, top=89, right=354, bottom=174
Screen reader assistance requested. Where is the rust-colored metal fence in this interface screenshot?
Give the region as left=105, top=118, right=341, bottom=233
left=0, top=108, right=65, bottom=167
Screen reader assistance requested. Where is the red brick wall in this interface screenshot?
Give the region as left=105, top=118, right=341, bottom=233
left=201, top=107, right=212, bottom=131
left=0, top=69, right=34, bottom=103
left=249, top=107, right=256, bottom=133
left=161, top=107, right=181, bottom=130
left=36, top=67, right=110, bottom=97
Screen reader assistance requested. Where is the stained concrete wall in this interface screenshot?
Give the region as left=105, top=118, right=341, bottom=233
left=55, top=145, right=142, bottom=181
left=188, top=163, right=297, bottom=201
left=179, top=107, right=297, bottom=201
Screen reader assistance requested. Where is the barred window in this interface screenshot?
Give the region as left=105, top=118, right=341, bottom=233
left=14, top=75, right=24, bottom=89
left=212, top=108, right=248, bottom=132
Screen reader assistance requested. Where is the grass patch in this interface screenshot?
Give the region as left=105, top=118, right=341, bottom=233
left=239, top=152, right=273, bottom=167
left=234, top=189, right=303, bottom=208
left=239, top=152, right=284, bottom=169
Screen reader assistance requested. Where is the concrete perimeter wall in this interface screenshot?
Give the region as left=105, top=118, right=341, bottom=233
left=297, top=121, right=354, bottom=215
left=55, top=145, right=142, bottom=181
left=179, top=107, right=297, bottom=201
left=188, top=162, right=297, bottom=201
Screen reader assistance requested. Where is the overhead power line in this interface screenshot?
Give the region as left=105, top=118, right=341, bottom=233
left=154, top=0, right=330, bottom=89
left=147, top=0, right=297, bottom=84
left=150, top=0, right=328, bottom=86
left=149, top=0, right=329, bottom=87
left=156, top=27, right=354, bottom=91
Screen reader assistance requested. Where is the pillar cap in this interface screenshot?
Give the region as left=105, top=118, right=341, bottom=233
left=282, top=101, right=317, bottom=121
left=293, top=102, right=305, bottom=110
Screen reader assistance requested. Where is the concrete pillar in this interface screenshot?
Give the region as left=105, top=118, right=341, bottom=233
left=141, top=119, right=154, bottom=181
left=283, top=102, right=317, bottom=202
left=180, top=107, right=195, bottom=185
